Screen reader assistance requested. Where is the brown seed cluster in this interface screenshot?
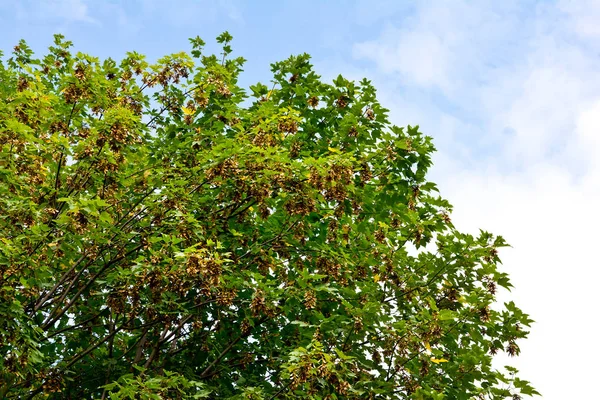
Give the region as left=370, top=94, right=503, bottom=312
left=205, top=157, right=239, bottom=181
left=337, top=380, right=350, bottom=395
left=289, top=141, right=301, bottom=158
left=335, top=95, right=348, bottom=108
left=348, top=126, right=358, bottom=137
left=353, top=316, right=363, bottom=331
left=62, top=83, right=85, bottom=104
left=107, top=289, right=127, bottom=314
left=359, top=162, right=372, bottom=185
left=152, top=62, right=190, bottom=87
left=240, top=319, right=251, bottom=335
left=252, top=130, right=278, bottom=148
left=444, top=285, right=459, bottom=302
left=327, top=219, right=338, bottom=242
left=307, top=163, right=353, bottom=202
left=193, top=89, right=209, bottom=108
left=290, top=360, right=310, bottom=390
left=484, top=247, right=499, bottom=263
left=304, top=290, right=317, bottom=309
left=74, top=63, right=87, bottom=80
left=479, top=306, right=490, bottom=322
left=284, top=195, right=316, bottom=216
left=483, top=276, right=497, bottom=295
left=440, top=211, right=452, bottom=224
left=17, top=75, right=30, bottom=92
left=420, top=359, right=430, bottom=377
left=374, top=229, right=386, bottom=243
left=316, top=257, right=342, bottom=280
left=216, top=288, right=237, bottom=306
left=277, top=116, right=298, bottom=134
left=216, top=85, right=232, bottom=98
left=40, top=372, right=62, bottom=394
left=250, top=289, right=268, bottom=316
left=506, top=340, right=519, bottom=357
left=186, top=252, right=222, bottom=287
left=327, top=164, right=353, bottom=185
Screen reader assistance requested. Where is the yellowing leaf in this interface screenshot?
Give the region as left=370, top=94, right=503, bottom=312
left=424, top=342, right=431, bottom=352
left=373, top=274, right=380, bottom=283
left=266, top=90, right=273, bottom=100
left=328, top=147, right=340, bottom=153
left=430, top=357, right=449, bottom=364
left=182, top=106, right=194, bottom=115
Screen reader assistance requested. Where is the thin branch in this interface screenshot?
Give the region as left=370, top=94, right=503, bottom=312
left=42, top=243, right=143, bottom=330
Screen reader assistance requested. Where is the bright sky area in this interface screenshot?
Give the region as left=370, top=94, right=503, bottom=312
left=1, top=0, right=598, bottom=398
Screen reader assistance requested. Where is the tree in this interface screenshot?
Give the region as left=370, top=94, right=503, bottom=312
left=0, top=33, right=538, bottom=399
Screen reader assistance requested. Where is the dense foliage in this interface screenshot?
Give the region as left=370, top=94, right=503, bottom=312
left=0, top=34, right=537, bottom=399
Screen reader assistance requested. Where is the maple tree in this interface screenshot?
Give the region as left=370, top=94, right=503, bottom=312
left=0, top=34, right=538, bottom=399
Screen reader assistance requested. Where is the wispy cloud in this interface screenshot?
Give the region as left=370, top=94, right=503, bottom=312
left=13, top=0, right=99, bottom=25
left=353, top=2, right=532, bottom=96
left=354, top=26, right=452, bottom=90
left=127, top=0, right=243, bottom=26
left=348, top=1, right=600, bottom=398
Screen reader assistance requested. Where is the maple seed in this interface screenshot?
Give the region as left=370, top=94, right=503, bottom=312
left=336, top=95, right=348, bottom=108
left=307, top=96, right=319, bottom=108
left=506, top=341, right=520, bottom=357
left=304, top=290, right=317, bottom=309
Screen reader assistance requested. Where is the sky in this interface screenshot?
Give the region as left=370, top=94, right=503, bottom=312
left=1, top=0, right=598, bottom=397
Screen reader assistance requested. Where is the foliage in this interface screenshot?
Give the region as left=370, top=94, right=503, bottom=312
left=0, top=34, right=538, bottom=399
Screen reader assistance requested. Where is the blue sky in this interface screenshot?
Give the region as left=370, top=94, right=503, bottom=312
left=2, top=0, right=600, bottom=398
left=0, top=0, right=559, bottom=168
left=1, top=0, right=560, bottom=170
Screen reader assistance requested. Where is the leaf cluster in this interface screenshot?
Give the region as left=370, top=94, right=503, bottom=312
left=0, top=33, right=537, bottom=399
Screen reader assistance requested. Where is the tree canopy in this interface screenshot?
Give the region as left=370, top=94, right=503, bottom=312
left=0, top=33, right=537, bottom=399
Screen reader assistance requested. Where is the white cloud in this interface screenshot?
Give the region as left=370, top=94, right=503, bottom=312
left=4, top=0, right=243, bottom=30
left=354, top=26, right=452, bottom=90
left=218, top=0, right=243, bottom=23
left=559, top=0, right=600, bottom=39
left=352, top=1, right=532, bottom=97
left=56, top=0, right=96, bottom=23
left=23, top=0, right=99, bottom=24
left=352, top=0, right=411, bottom=26
left=440, top=157, right=599, bottom=400
left=133, top=0, right=243, bottom=26
left=350, top=1, right=600, bottom=398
